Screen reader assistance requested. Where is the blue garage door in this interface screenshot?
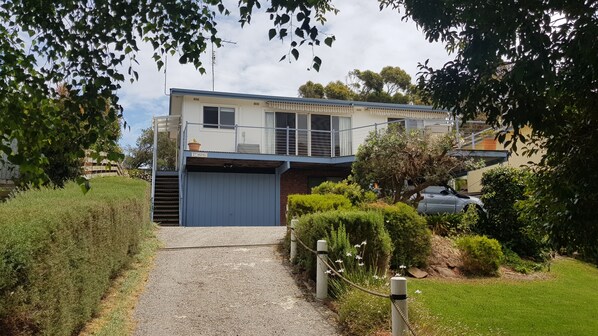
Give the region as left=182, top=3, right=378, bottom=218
left=185, top=172, right=277, bottom=226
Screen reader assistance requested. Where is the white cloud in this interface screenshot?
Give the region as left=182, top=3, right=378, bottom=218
left=118, top=1, right=452, bottom=147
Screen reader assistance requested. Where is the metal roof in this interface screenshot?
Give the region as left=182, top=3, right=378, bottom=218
left=170, top=88, right=449, bottom=114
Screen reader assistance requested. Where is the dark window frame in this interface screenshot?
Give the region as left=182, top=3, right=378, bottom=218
left=203, top=106, right=235, bottom=129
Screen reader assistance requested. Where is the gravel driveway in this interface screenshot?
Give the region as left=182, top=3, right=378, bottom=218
left=133, top=227, right=340, bottom=336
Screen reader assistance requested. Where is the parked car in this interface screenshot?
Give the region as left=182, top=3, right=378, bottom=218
left=416, top=186, right=484, bottom=215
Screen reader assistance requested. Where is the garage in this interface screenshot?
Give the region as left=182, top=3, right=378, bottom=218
left=184, top=172, right=277, bottom=226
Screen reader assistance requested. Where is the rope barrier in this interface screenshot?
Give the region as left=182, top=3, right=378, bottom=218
left=392, top=300, right=417, bottom=336
left=290, top=226, right=417, bottom=336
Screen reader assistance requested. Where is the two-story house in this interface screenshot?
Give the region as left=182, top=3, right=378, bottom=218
left=151, top=89, right=506, bottom=227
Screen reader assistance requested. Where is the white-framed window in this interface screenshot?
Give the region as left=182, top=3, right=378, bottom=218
left=203, top=106, right=235, bottom=129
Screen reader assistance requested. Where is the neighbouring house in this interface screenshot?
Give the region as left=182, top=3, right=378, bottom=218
left=463, top=126, right=545, bottom=193
left=151, top=89, right=508, bottom=227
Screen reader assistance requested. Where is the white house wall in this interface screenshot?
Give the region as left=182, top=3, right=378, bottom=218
left=179, top=94, right=449, bottom=155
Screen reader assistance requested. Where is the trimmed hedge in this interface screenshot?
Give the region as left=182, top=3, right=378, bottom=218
left=0, top=177, right=150, bottom=336
left=456, top=235, right=504, bottom=276
left=311, top=180, right=377, bottom=206
left=364, top=202, right=431, bottom=269
left=294, top=210, right=392, bottom=278
left=287, top=194, right=352, bottom=222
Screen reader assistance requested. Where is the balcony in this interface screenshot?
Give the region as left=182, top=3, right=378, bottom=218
left=180, top=120, right=451, bottom=159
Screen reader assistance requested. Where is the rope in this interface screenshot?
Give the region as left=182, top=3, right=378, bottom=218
left=290, top=227, right=417, bottom=336
left=318, top=254, right=389, bottom=299
left=391, top=299, right=417, bottom=336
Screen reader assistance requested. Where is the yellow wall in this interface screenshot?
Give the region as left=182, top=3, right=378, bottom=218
left=466, top=126, right=545, bottom=193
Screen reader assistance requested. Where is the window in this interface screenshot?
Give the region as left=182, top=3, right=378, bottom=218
left=203, top=106, right=235, bottom=129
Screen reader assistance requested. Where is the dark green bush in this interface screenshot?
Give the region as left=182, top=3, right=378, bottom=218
left=311, top=180, right=377, bottom=206
left=294, top=210, right=392, bottom=278
left=287, top=194, right=352, bottom=222
left=480, top=167, right=547, bottom=259
left=0, top=177, right=150, bottom=336
left=364, top=202, right=431, bottom=269
left=456, top=235, right=503, bottom=276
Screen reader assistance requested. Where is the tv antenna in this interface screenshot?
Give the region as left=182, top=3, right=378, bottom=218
left=211, top=39, right=237, bottom=91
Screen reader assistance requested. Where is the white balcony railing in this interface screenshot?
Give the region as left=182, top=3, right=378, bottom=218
left=181, top=120, right=452, bottom=158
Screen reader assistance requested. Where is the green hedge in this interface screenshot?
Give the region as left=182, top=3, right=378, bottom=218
left=365, top=202, right=431, bottom=269
left=0, top=177, right=150, bottom=336
left=287, top=194, right=352, bottom=222
left=456, top=235, right=504, bottom=276
left=294, top=210, right=392, bottom=278
left=311, top=180, right=377, bottom=206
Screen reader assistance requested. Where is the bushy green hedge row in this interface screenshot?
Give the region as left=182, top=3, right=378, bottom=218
left=0, top=177, right=150, bottom=336
left=294, top=210, right=392, bottom=277
left=287, top=194, right=352, bottom=222
left=364, top=202, right=431, bottom=268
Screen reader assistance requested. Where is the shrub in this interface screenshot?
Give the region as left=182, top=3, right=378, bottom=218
left=294, top=210, right=392, bottom=278
left=338, top=286, right=390, bottom=336
left=364, top=202, right=431, bottom=269
left=0, top=177, right=150, bottom=336
left=287, top=194, right=352, bottom=222
left=311, top=180, right=377, bottom=206
left=480, top=167, right=547, bottom=259
left=456, top=235, right=503, bottom=276
left=425, top=213, right=464, bottom=236
left=503, top=248, right=546, bottom=274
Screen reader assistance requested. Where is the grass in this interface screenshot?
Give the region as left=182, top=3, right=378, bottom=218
left=409, top=258, right=598, bottom=335
left=79, top=224, right=161, bottom=336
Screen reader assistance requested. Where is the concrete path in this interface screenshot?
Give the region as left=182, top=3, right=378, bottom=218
left=134, top=227, right=340, bottom=336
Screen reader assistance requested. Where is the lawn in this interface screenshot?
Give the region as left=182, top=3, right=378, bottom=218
left=409, top=258, right=598, bottom=335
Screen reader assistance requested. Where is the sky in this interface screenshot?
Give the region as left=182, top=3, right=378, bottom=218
left=118, top=1, right=453, bottom=149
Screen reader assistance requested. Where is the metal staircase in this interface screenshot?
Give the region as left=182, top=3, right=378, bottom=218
left=153, top=174, right=179, bottom=226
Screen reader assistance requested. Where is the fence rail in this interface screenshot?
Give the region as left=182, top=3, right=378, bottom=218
left=289, top=220, right=416, bottom=336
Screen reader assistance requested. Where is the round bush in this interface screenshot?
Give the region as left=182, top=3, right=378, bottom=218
left=456, top=235, right=504, bottom=276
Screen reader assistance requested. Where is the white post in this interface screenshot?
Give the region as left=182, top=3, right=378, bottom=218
left=316, top=239, right=328, bottom=300
left=391, top=277, right=408, bottom=336
left=290, top=219, right=298, bottom=262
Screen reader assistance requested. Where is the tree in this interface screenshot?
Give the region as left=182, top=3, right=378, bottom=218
left=0, top=0, right=336, bottom=187
left=374, top=0, right=597, bottom=261
left=298, top=81, right=325, bottom=98
left=125, top=128, right=177, bottom=171
left=297, top=66, right=426, bottom=103
left=352, top=124, right=476, bottom=204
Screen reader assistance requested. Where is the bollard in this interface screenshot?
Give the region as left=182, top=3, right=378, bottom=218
left=391, top=277, right=408, bottom=336
left=316, top=239, right=328, bottom=300
left=290, top=219, right=298, bottom=262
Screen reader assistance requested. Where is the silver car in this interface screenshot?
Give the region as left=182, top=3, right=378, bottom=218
left=416, top=186, right=484, bottom=214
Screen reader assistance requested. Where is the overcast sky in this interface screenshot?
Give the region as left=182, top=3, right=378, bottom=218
left=118, top=1, right=453, bottom=148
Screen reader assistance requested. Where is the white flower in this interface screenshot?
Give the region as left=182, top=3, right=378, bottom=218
left=355, top=255, right=363, bottom=260
left=415, top=290, right=422, bottom=294
left=358, top=262, right=365, bottom=267
left=346, top=252, right=352, bottom=257
left=399, top=265, right=407, bottom=269
left=325, top=270, right=332, bottom=274
left=373, top=275, right=380, bottom=280
left=361, top=240, right=367, bottom=246
left=338, top=268, right=345, bottom=273
left=354, top=244, right=361, bottom=248
left=335, top=259, right=343, bottom=264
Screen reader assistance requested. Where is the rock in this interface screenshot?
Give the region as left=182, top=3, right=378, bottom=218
left=435, top=267, right=457, bottom=278
left=407, top=267, right=428, bottom=279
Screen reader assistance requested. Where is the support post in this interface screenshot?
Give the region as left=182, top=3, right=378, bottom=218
left=290, top=219, right=298, bottom=262
left=316, top=239, right=328, bottom=300
left=234, top=124, right=238, bottom=152
left=391, top=277, right=408, bottom=336
left=286, top=126, right=290, bottom=155
left=471, top=132, right=475, bottom=149
left=330, top=128, right=335, bottom=157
